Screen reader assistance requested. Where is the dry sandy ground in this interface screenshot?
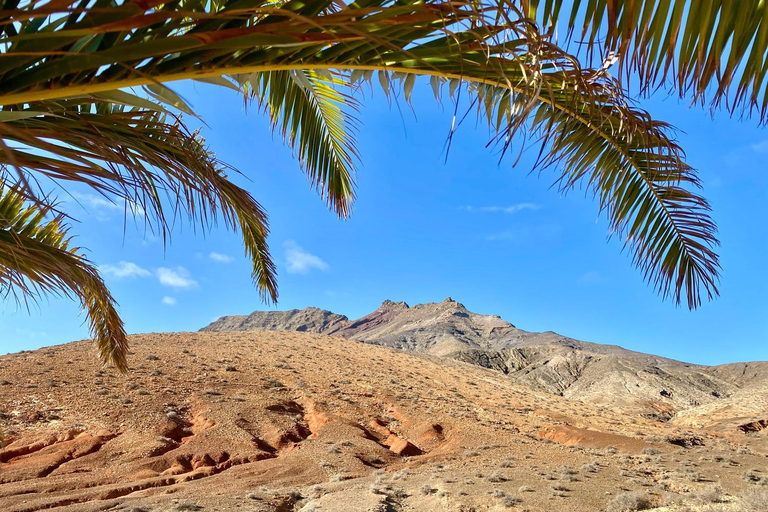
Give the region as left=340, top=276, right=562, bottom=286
left=0, top=331, right=766, bottom=512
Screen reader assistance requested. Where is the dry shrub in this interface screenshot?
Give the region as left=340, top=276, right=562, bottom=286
left=605, top=491, right=653, bottom=512
left=691, top=484, right=725, bottom=504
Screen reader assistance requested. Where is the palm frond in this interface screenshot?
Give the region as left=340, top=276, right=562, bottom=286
left=0, top=186, right=128, bottom=370
left=0, top=100, right=278, bottom=302
left=246, top=70, right=359, bottom=217
left=0, top=1, right=525, bottom=105
left=355, top=64, right=720, bottom=309
left=527, top=0, right=768, bottom=118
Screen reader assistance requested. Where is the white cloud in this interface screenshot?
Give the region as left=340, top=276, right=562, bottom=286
left=209, top=252, right=234, bottom=263
left=14, top=328, right=48, bottom=339
left=284, top=240, right=329, bottom=275
left=485, top=231, right=516, bottom=241
left=72, top=192, right=120, bottom=211
left=129, top=202, right=145, bottom=217
left=578, top=271, right=601, bottom=283
left=157, top=267, right=198, bottom=289
left=463, top=203, right=540, bottom=214
left=750, top=140, right=768, bottom=153
left=101, top=261, right=151, bottom=279
left=162, top=296, right=177, bottom=306
left=71, top=192, right=145, bottom=218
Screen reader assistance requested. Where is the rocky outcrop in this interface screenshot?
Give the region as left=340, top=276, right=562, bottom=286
left=201, top=307, right=349, bottom=335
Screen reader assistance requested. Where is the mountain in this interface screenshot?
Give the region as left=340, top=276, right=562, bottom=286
left=204, top=306, right=349, bottom=335
left=202, top=298, right=768, bottom=426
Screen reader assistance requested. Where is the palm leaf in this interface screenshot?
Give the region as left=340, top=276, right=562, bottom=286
left=0, top=100, right=278, bottom=301
left=357, top=63, right=720, bottom=309
left=247, top=70, right=359, bottom=217
left=527, top=0, right=768, bottom=118
left=0, top=186, right=128, bottom=370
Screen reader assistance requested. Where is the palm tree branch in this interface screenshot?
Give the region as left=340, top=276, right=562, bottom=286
left=0, top=2, right=517, bottom=105
left=0, top=186, right=128, bottom=370
left=399, top=60, right=719, bottom=308
left=526, top=0, right=768, bottom=118
left=248, top=69, right=359, bottom=217
left=0, top=101, right=278, bottom=303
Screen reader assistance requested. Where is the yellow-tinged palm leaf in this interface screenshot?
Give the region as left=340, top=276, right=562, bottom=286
left=0, top=187, right=128, bottom=370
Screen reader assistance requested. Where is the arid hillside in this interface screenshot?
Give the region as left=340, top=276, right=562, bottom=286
left=203, top=299, right=768, bottom=422
left=0, top=330, right=766, bottom=512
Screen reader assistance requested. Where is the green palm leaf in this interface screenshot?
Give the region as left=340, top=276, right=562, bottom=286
left=1, top=100, right=277, bottom=367
left=527, top=0, right=768, bottom=117
left=0, top=187, right=128, bottom=370
left=247, top=70, right=359, bottom=217
left=0, top=100, right=277, bottom=301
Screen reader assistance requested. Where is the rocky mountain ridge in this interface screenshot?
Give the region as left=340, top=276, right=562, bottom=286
left=202, top=299, right=768, bottom=423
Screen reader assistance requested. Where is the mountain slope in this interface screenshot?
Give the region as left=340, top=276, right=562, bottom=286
left=202, top=299, right=768, bottom=422
left=0, top=331, right=766, bottom=512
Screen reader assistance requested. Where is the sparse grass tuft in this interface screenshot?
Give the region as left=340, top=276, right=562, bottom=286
left=605, top=491, right=653, bottom=512
left=487, top=471, right=508, bottom=483
left=174, top=503, right=203, bottom=511
left=742, top=469, right=768, bottom=485
left=691, top=484, right=725, bottom=504
left=501, top=494, right=522, bottom=507
left=420, top=483, right=436, bottom=495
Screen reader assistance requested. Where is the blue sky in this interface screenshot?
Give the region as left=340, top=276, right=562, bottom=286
left=3, top=79, right=767, bottom=366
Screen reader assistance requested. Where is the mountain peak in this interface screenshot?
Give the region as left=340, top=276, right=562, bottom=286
left=380, top=299, right=410, bottom=310
left=434, top=296, right=467, bottom=310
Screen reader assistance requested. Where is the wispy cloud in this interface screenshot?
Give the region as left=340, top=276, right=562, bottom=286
left=750, top=140, right=768, bottom=153
left=578, top=271, right=601, bottom=283
left=284, top=240, right=329, bottom=275
left=724, top=139, right=768, bottom=168
left=101, top=261, right=151, bottom=279
left=485, top=224, right=560, bottom=244
left=162, top=296, right=177, bottom=306
left=70, top=192, right=145, bottom=218
left=14, top=328, right=49, bottom=340
left=73, top=192, right=122, bottom=211
left=157, top=267, right=198, bottom=289
left=209, top=252, right=234, bottom=263
left=485, top=231, right=517, bottom=241
left=461, top=203, right=540, bottom=214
